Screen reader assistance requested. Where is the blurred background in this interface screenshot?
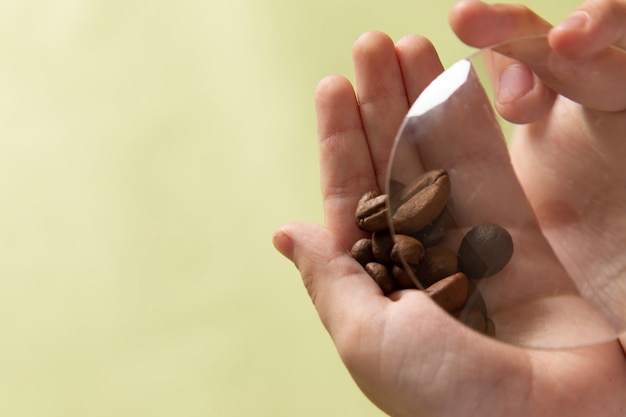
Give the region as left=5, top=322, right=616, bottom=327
left=0, top=0, right=579, bottom=416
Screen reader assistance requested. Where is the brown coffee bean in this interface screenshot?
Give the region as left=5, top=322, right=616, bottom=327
left=411, top=207, right=456, bottom=247
left=372, top=231, right=394, bottom=264
left=365, top=262, right=395, bottom=294
left=391, top=265, right=418, bottom=289
left=356, top=191, right=389, bottom=232
left=425, top=272, right=469, bottom=313
left=458, top=223, right=514, bottom=279
left=396, top=169, right=447, bottom=202
left=350, top=238, right=375, bottom=266
left=418, top=244, right=458, bottom=287
left=390, top=234, right=425, bottom=266
left=391, top=170, right=450, bottom=234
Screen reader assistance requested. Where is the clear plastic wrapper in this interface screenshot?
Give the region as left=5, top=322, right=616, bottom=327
left=385, top=35, right=626, bottom=349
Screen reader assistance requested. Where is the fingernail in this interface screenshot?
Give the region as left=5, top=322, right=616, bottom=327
left=556, top=10, right=590, bottom=32
left=497, top=64, right=534, bottom=104
left=272, top=228, right=295, bottom=260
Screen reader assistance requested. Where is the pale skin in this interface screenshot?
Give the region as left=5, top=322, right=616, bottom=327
left=273, top=1, right=626, bottom=416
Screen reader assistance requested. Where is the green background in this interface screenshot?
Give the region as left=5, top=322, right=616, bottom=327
left=0, top=1, right=578, bottom=416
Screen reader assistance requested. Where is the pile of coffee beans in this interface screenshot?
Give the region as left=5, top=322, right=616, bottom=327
left=351, top=169, right=513, bottom=336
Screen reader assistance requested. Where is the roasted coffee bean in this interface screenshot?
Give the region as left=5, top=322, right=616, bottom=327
left=425, top=272, right=469, bottom=313
left=418, top=244, right=458, bottom=287
left=356, top=191, right=389, bottom=232
left=396, top=169, right=447, bottom=203
left=365, top=262, right=396, bottom=294
left=390, top=234, right=425, bottom=266
left=391, top=170, right=450, bottom=234
left=411, top=207, right=456, bottom=247
left=372, top=231, right=394, bottom=264
left=350, top=238, right=375, bottom=266
left=391, top=265, right=418, bottom=289
left=458, top=223, right=514, bottom=279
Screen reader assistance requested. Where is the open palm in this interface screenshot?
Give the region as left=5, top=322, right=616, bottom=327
left=273, top=2, right=626, bottom=416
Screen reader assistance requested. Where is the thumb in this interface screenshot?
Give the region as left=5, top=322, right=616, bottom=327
left=272, top=222, right=385, bottom=335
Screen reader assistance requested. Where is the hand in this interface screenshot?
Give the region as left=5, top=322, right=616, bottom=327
left=450, top=0, right=626, bottom=332
left=273, top=3, right=626, bottom=416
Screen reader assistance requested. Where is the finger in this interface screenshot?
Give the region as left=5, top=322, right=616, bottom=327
left=549, top=0, right=626, bottom=57
left=388, top=35, right=445, bottom=186
left=353, top=31, right=411, bottom=188
left=451, top=1, right=626, bottom=112
left=542, top=0, right=626, bottom=111
left=395, top=34, right=445, bottom=105
left=488, top=37, right=626, bottom=113
left=478, top=42, right=559, bottom=124
left=315, top=75, right=375, bottom=249
left=272, top=222, right=386, bottom=339
left=492, top=58, right=557, bottom=124
left=496, top=35, right=626, bottom=112
left=447, top=1, right=559, bottom=120
left=543, top=42, right=626, bottom=112
left=449, top=0, right=552, bottom=49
